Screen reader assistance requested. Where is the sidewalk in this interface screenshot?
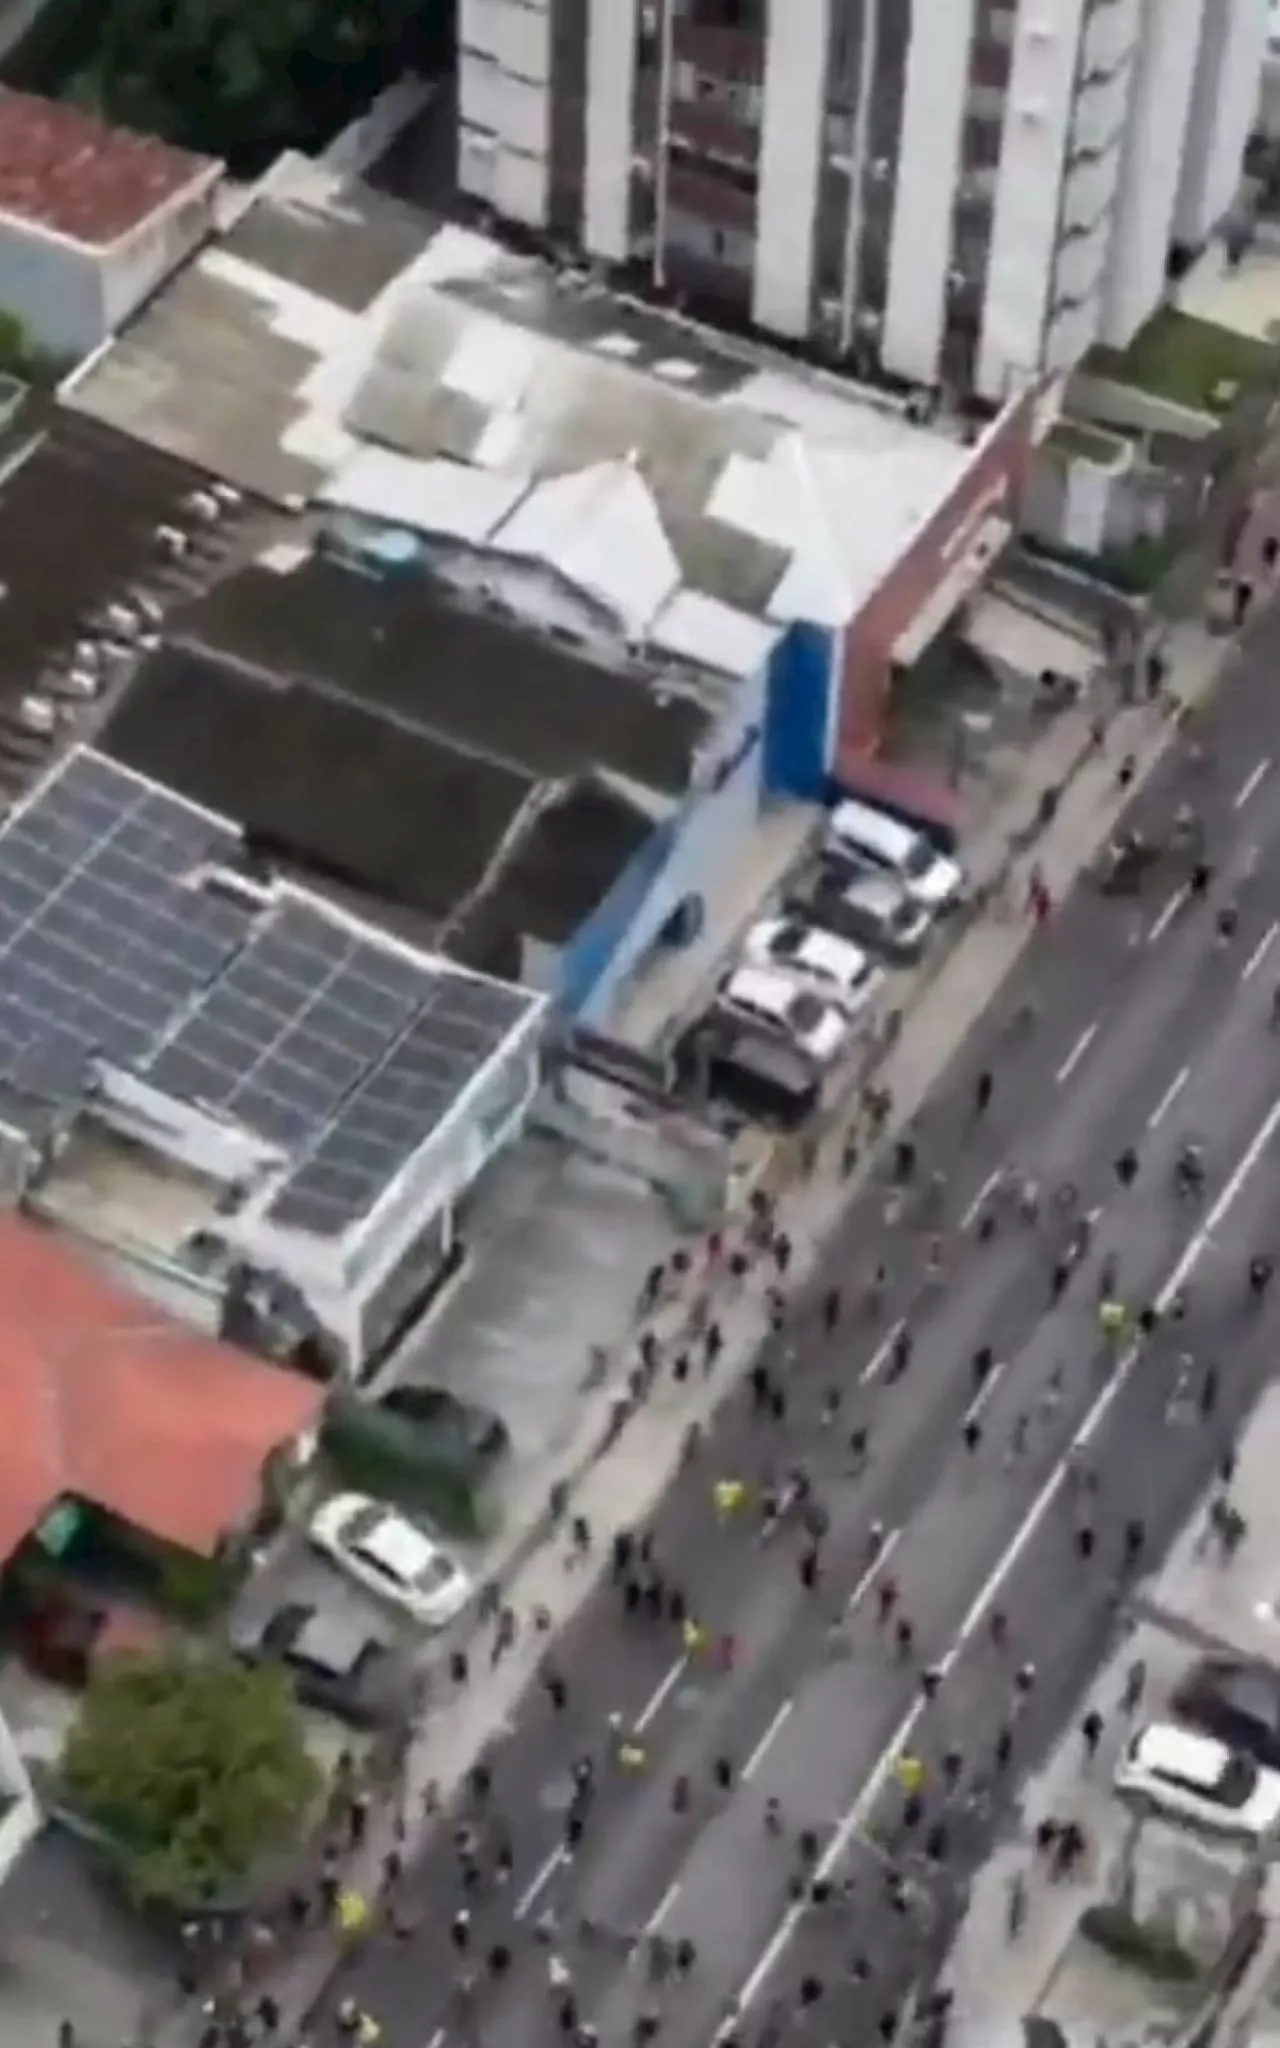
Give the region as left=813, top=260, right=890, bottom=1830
left=157, top=608, right=1236, bottom=2045
left=943, top=1381, right=1280, bottom=2038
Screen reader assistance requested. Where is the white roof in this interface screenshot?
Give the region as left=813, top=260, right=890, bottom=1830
left=357, top=1510, right=437, bottom=1584
left=496, top=458, right=681, bottom=638
left=790, top=924, right=869, bottom=979
left=1134, top=1724, right=1228, bottom=1785
left=725, top=963, right=794, bottom=1018
left=649, top=589, right=778, bottom=676
left=62, top=197, right=1000, bottom=667
left=321, top=446, right=529, bottom=541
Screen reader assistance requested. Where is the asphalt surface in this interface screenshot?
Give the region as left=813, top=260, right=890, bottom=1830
left=312, top=607, right=1280, bottom=2048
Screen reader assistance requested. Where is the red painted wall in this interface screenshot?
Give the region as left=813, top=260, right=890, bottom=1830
left=835, top=388, right=1037, bottom=770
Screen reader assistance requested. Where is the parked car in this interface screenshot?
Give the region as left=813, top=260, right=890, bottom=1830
left=803, top=870, right=933, bottom=965
left=740, top=915, right=882, bottom=1016
left=716, top=964, right=850, bottom=1066
left=234, top=1601, right=410, bottom=1728
left=675, top=1014, right=820, bottom=1131
left=834, top=759, right=964, bottom=854
left=826, top=796, right=965, bottom=914
left=309, top=1493, right=474, bottom=1629
left=321, top=1385, right=510, bottom=1539
left=1114, top=1721, right=1280, bottom=1837
left=1172, top=1658, right=1280, bottom=1771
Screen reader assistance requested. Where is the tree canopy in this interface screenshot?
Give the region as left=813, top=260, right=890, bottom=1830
left=59, top=1649, right=321, bottom=1909
left=51, top=0, right=449, bottom=170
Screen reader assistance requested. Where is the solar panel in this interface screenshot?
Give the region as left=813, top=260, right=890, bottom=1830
left=146, top=903, right=432, bottom=1150
left=0, top=753, right=244, bottom=1108
left=267, top=973, right=536, bottom=1235
left=0, top=749, right=540, bottom=1221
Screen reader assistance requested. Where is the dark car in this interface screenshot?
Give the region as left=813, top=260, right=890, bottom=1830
left=378, top=1384, right=510, bottom=1463
left=321, top=1384, right=511, bottom=1538
left=236, top=1602, right=409, bottom=1728
left=1172, top=1658, right=1280, bottom=1770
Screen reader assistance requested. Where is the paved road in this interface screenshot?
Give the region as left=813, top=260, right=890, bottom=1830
left=311, top=609, right=1280, bottom=2048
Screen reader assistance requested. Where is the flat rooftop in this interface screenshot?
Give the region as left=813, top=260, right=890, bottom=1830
left=100, top=616, right=656, bottom=978
left=0, top=409, right=245, bottom=712
left=0, top=748, right=541, bottom=1242
left=0, top=88, right=215, bottom=246
left=161, top=550, right=711, bottom=792
left=61, top=155, right=990, bottom=640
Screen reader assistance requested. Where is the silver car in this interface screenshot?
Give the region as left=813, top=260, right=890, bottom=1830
left=804, top=869, right=934, bottom=965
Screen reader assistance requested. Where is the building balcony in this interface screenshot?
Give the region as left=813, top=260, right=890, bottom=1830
left=1059, top=149, right=1120, bottom=234
left=1069, top=57, right=1132, bottom=154
left=671, top=20, right=765, bottom=83
left=670, top=99, right=759, bottom=166
left=665, top=157, right=757, bottom=231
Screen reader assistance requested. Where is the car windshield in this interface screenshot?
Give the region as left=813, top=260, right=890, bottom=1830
left=786, top=990, right=827, bottom=1033
left=889, top=900, right=917, bottom=934
left=342, top=1501, right=386, bottom=1547
left=901, top=836, right=934, bottom=881
left=771, top=925, right=804, bottom=961
left=415, top=1552, right=457, bottom=1593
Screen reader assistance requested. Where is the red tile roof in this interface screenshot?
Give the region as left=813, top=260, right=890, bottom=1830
left=0, top=1214, right=323, bottom=1560
left=0, top=89, right=214, bottom=247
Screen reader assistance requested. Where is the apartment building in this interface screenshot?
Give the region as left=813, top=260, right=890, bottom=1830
left=458, top=0, right=1270, bottom=402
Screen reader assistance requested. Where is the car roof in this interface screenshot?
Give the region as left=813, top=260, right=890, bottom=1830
left=833, top=870, right=911, bottom=910
left=273, top=1604, right=380, bottom=1672
left=725, top=963, right=795, bottom=1014
left=1136, top=1723, right=1230, bottom=1784
left=830, top=797, right=920, bottom=857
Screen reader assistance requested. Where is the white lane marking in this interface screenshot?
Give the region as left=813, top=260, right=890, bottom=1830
left=1055, top=1022, right=1098, bottom=1085
left=859, top=1317, right=905, bottom=1384
left=426, top=2031, right=446, bottom=2048
left=1244, top=922, right=1279, bottom=982
left=515, top=1845, right=563, bottom=1920
left=845, top=1526, right=903, bottom=1613
left=636, top=1657, right=687, bottom=1731
left=644, top=1879, right=682, bottom=1935
left=729, top=1095, right=1280, bottom=2022
left=1148, top=888, right=1186, bottom=944
left=962, top=1354, right=1008, bottom=1425
left=1235, top=759, right=1270, bottom=809
left=1148, top=1065, right=1189, bottom=1132
left=960, top=1168, right=1004, bottom=1230
left=516, top=1658, right=687, bottom=1918
left=743, top=1700, right=793, bottom=1781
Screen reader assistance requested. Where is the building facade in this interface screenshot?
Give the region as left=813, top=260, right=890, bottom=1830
left=458, top=0, right=1269, bottom=401
left=0, top=89, right=220, bottom=365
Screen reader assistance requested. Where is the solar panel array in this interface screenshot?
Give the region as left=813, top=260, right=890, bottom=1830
left=0, top=750, right=540, bottom=1234
left=268, top=972, right=534, bottom=1235
left=0, top=752, right=244, bottom=1096
left=146, top=904, right=434, bottom=1151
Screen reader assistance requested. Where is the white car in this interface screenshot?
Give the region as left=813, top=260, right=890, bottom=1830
left=718, top=964, right=850, bottom=1066
left=1114, top=1722, right=1280, bottom=1838
left=742, top=915, right=883, bottom=1017
left=826, top=797, right=965, bottom=914
left=309, top=1493, right=474, bottom=1630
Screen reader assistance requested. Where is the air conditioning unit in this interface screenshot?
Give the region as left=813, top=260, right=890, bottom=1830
left=17, top=695, right=57, bottom=736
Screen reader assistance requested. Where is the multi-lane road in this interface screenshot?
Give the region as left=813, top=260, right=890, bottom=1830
left=313, top=604, right=1280, bottom=2048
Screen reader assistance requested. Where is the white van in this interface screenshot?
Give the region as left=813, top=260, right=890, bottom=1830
left=826, top=797, right=964, bottom=913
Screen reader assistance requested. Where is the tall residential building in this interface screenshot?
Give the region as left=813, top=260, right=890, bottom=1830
left=457, top=0, right=1270, bottom=401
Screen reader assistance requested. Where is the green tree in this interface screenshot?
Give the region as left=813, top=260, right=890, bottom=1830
left=57, top=0, right=447, bottom=169
left=59, top=1649, right=321, bottom=1909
